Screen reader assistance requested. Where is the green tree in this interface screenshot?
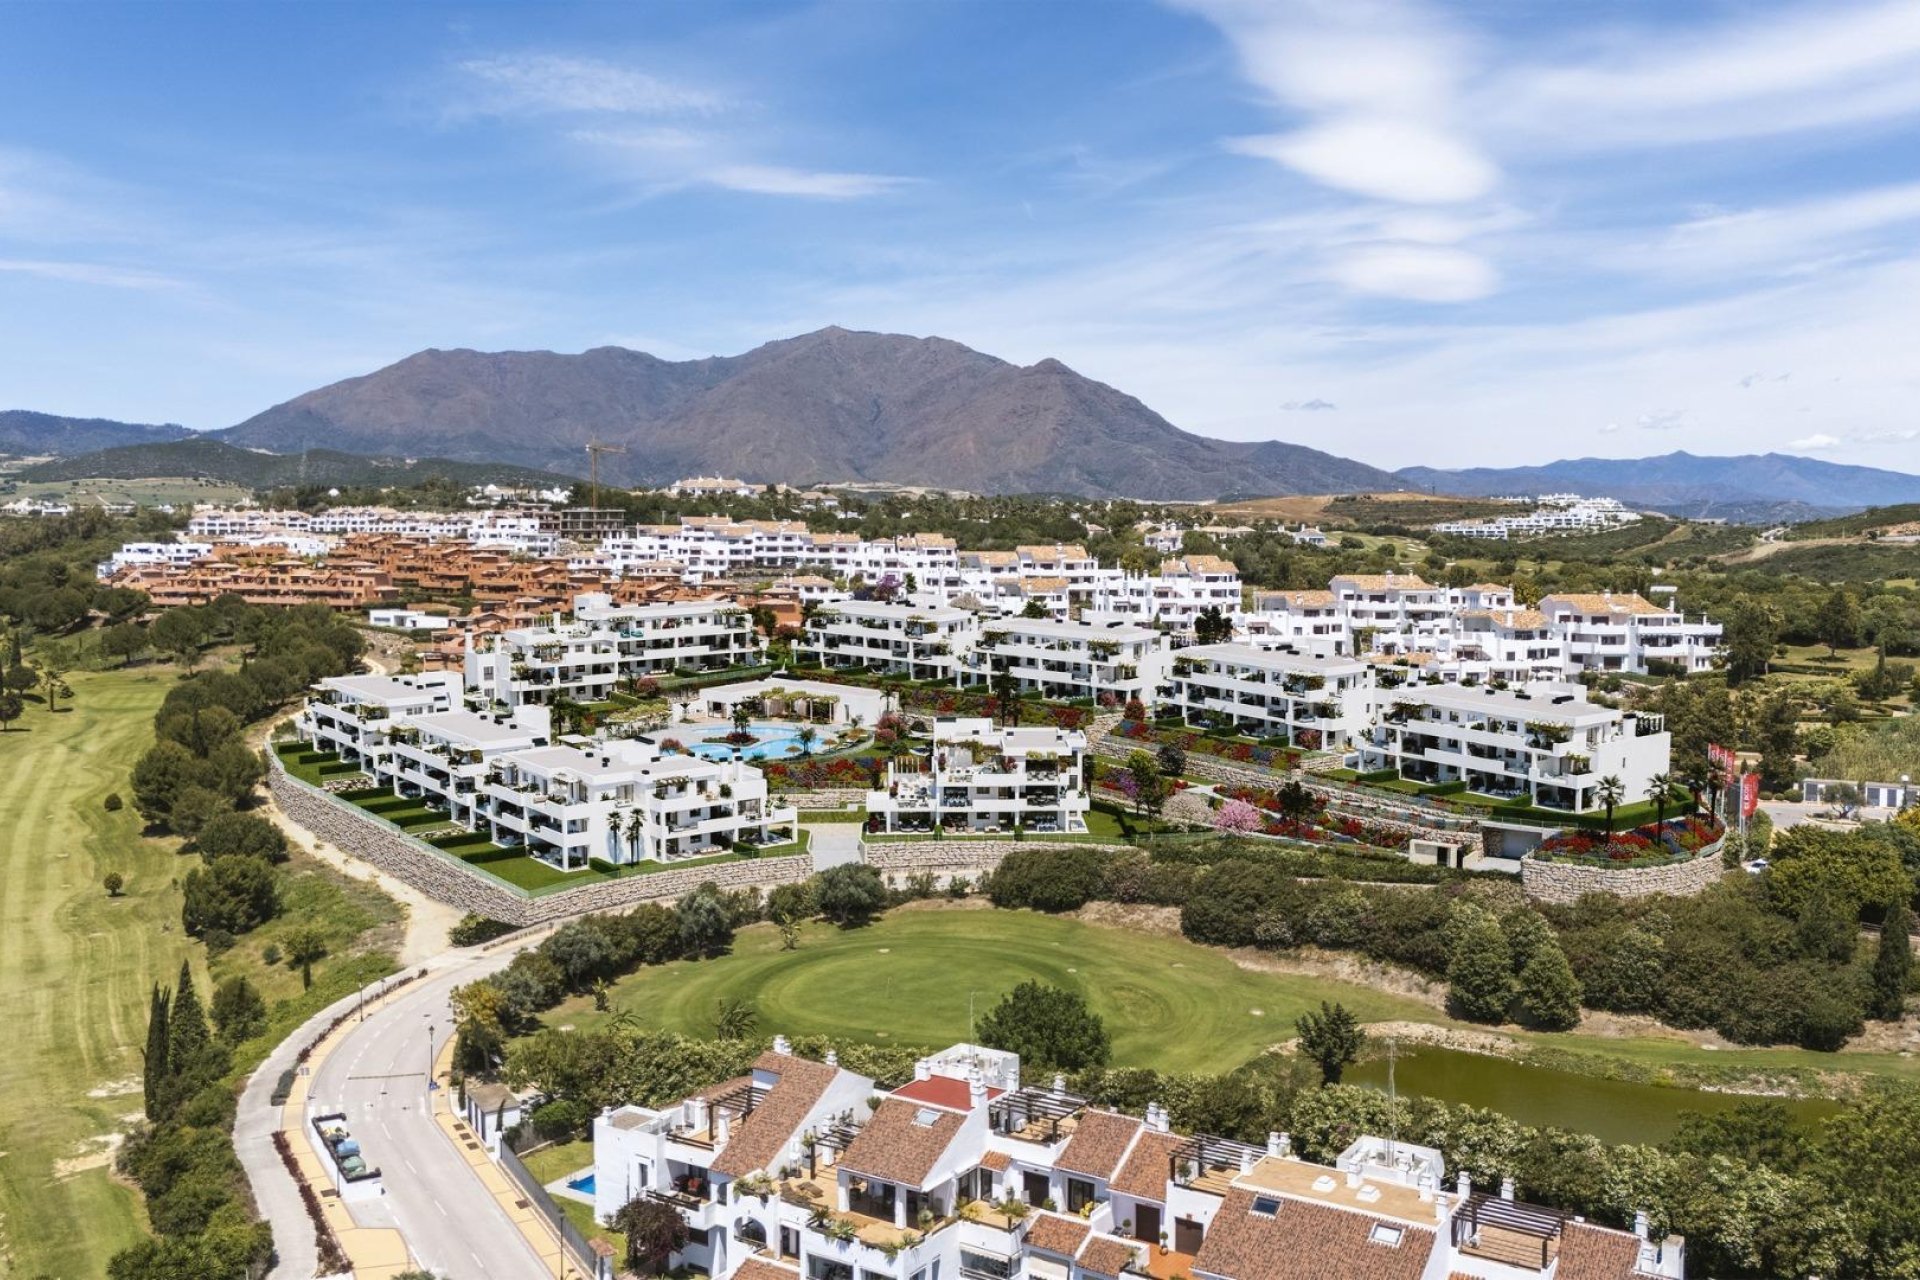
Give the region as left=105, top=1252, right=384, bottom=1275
left=1594, top=774, right=1626, bottom=844
left=165, top=960, right=210, bottom=1085
left=1155, top=742, right=1186, bottom=778
left=814, top=863, right=887, bottom=926
left=1124, top=748, right=1168, bottom=818
left=613, top=1195, right=692, bottom=1275
left=675, top=883, right=735, bottom=957
left=194, top=811, right=289, bottom=862
left=281, top=926, right=329, bottom=990
left=1719, top=598, right=1779, bottom=685
left=104, top=871, right=124, bottom=897
left=1872, top=898, right=1913, bottom=1022
left=1020, top=599, right=1049, bottom=619
left=713, top=996, right=758, bottom=1039
left=1446, top=915, right=1514, bottom=1023
left=210, top=975, right=268, bottom=1042
left=0, top=691, right=20, bottom=731
left=141, top=982, right=171, bottom=1121
left=975, top=981, right=1111, bottom=1070
left=797, top=724, right=817, bottom=755
left=1294, top=1001, right=1366, bottom=1084
left=1646, top=772, right=1674, bottom=829
left=1516, top=940, right=1583, bottom=1030
left=1816, top=587, right=1861, bottom=657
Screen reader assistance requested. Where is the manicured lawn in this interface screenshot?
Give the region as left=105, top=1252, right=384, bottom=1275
left=0, top=669, right=196, bottom=1278
left=556, top=906, right=1438, bottom=1075
left=520, top=1138, right=629, bottom=1266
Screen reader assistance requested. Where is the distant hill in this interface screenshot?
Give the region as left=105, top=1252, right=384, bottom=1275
left=211, top=327, right=1400, bottom=500
left=0, top=410, right=192, bottom=456
left=17, top=436, right=577, bottom=491
left=1396, top=452, right=1920, bottom=520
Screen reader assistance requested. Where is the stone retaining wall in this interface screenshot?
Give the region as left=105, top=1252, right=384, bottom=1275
left=784, top=789, right=869, bottom=810
left=862, top=839, right=1131, bottom=883
left=269, top=759, right=812, bottom=927
left=1519, top=841, right=1725, bottom=904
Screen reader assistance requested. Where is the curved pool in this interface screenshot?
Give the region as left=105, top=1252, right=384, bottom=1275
left=681, top=722, right=812, bottom=761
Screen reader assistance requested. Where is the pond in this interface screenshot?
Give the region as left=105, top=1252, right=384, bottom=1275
left=682, top=721, right=811, bottom=761
left=1344, top=1044, right=1842, bottom=1145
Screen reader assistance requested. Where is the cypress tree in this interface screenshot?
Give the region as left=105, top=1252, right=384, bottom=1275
left=167, top=959, right=209, bottom=1078
left=1447, top=915, right=1515, bottom=1024
left=141, top=982, right=171, bottom=1121
left=1516, top=940, right=1584, bottom=1031
left=1873, top=899, right=1913, bottom=1021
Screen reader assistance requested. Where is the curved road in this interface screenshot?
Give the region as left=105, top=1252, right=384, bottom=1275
left=239, top=944, right=553, bottom=1280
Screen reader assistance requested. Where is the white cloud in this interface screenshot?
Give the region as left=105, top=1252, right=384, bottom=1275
left=1230, top=117, right=1496, bottom=204
left=1627, top=182, right=1920, bottom=278
left=1281, top=398, right=1337, bottom=411
left=703, top=165, right=913, bottom=200
left=455, top=54, right=727, bottom=117
left=1328, top=244, right=1496, bottom=302
left=1789, top=433, right=1844, bottom=451
left=0, top=258, right=182, bottom=290
left=1636, top=409, right=1687, bottom=431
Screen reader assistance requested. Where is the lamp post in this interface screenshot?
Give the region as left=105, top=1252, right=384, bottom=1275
left=426, top=1019, right=437, bottom=1095
left=1903, top=774, right=1911, bottom=812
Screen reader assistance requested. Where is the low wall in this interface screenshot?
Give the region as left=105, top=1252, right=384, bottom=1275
left=784, top=789, right=869, bottom=810
left=862, top=839, right=1131, bottom=883
left=269, top=759, right=812, bottom=927
left=1519, top=840, right=1725, bottom=905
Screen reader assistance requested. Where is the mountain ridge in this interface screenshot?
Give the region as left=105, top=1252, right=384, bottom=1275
left=0, top=409, right=193, bottom=456
left=209, top=327, right=1401, bottom=500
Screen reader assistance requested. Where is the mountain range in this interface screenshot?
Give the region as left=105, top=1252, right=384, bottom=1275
left=4, top=327, right=1918, bottom=514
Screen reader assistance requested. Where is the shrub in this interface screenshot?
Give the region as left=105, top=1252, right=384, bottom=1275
left=975, top=981, right=1110, bottom=1070
left=1446, top=914, right=1514, bottom=1023
left=104, top=792, right=123, bottom=812
left=449, top=914, right=518, bottom=947
left=988, top=847, right=1112, bottom=913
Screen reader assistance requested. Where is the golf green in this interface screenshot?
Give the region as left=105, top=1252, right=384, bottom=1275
left=557, top=903, right=1438, bottom=1075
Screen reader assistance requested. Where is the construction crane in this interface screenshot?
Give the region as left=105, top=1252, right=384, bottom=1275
left=584, top=440, right=628, bottom=510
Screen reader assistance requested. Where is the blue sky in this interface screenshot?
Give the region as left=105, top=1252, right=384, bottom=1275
left=3, top=0, right=1920, bottom=471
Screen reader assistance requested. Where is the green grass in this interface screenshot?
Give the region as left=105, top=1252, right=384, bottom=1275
left=557, top=906, right=1437, bottom=1075
left=521, top=1138, right=628, bottom=1260
left=0, top=668, right=196, bottom=1277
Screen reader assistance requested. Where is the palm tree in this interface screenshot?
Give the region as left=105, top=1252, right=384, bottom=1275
left=797, top=725, right=818, bottom=756
left=1595, top=775, right=1626, bottom=846
left=624, top=809, right=645, bottom=862
left=1646, top=772, right=1674, bottom=830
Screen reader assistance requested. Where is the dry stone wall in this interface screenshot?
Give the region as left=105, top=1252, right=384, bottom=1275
left=1519, top=841, right=1725, bottom=905
left=862, top=839, right=1130, bottom=883
left=269, top=759, right=811, bottom=927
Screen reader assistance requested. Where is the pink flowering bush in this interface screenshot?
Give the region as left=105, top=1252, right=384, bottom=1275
left=1213, top=799, right=1263, bottom=834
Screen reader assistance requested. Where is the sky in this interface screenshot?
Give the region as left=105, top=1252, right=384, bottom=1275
left=3, top=0, right=1920, bottom=472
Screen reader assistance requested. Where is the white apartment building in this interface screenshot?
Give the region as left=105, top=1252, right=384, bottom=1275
left=1358, top=682, right=1671, bottom=812
left=97, top=540, right=214, bottom=578
left=1242, top=590, right=1348, bottom=656
left=1147, top=556, right=1243, bottom=628
left=588, top=1039, right=1682, bottom=1280
left=300, top=673, right=465, bottom=760
left=296, top=676, right=794, bottom=869
left=1432, top=495, right=1642, bottom=540
left=1164, top=645, right=1372, bottom=751
left=867, top=716, right=1090, bottom=835
left=800, top=601, right=979, bottom=683
left=964, top=618, right=1166, bottom=705
left=1536, top=592, right=1722, bottom=675
left=467, top=595, right=760, bottom=708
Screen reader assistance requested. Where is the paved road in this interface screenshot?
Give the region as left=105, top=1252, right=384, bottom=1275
left=238, top=944, right=549, bottom=1280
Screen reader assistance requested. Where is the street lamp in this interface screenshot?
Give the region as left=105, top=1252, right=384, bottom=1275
left=427, top=1022, right=436, bottom=1094
left=1902, top=774, right=1911, bottom=812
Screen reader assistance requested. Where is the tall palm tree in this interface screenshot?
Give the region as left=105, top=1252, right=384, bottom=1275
left=625, top=809, right=645, bottom=862
left=1596, top=775, right=1627, bottom=845
left=1646, top=772, right=1674, bottom=830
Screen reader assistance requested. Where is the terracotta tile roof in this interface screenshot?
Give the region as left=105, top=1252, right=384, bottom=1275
left=1332, top=574, right=1434, bottom=591
left=1556, top=1223, right=1647, bottom=1280
left=1254, top=590, right=1337, bottom=609
left=1057, top=1111, right=1144, bottom=1181
left=1078, top=1236, right=1142, bottom=1277
left=734, top=1259, right=803, bottom=1280
left=978, top=1151, right=1011, bottom=1172
left=1163, top=555, right=1239, bottom=575
left=1109, top=1130, right=1183, bottom=1201
left=1026, top=1213, right=1092, bottom=1257
left=710, top=1052, right=841, bottom=1177
left=838, top=1098, right=965, bottom=1188
left=1192, top=1188, right=1433, bottom=1280
left=1021, top=576, right=1069, bottom=594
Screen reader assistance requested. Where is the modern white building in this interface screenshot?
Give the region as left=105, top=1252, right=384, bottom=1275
left=467, top=595, right=761, bottom=707
left=586, top=1039, right=1683, bottom=1280
left=1358, top=682, right=1671, bottom=812
left=800, top=601, right=978, bottom=683
left=867, top=717, right=1090, bottom=835
left=299, top=672, right=466, bottom=760
left=1164, top=645, right=1373, bottom=751
left=97, top=540, right=214, bottom=578
left=965, top=618, right=1167, bottom=705
left=1536, top=592, right=1723, bottom=675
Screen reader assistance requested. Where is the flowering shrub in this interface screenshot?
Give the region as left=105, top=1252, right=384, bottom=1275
left=1213, top=799, right=1262, bottom=834
left=1113, top=722, right=1300, bottom=771
left=1211, top=784, right=1410, bottom=850
left=1537, top=814, right=1723, bottom=866
left=763, top=757, right=876, bottom=791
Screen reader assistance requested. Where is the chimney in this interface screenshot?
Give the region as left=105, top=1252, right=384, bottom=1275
left=1417, top=1170, right=1435, bottom=1203
left=914, top=1058, right=932, bottom=1081
left=1239, top=1148, right=1257, bottom=1173
left=715, top=1109, right=731, bottom=1145
left=773, top=1035, right=792, bottom=1056
left=1266, top=1132, right=1289, bottom=1159
left=968, top=1066, right=988, bottom=1109
left=689, top=1097, right=709, bottom=1132
left=1457, top=1171, right=1471, bottom=1200
left=1634, top=1210, right=1649, bottom=1241
left=1499, top=1177, right=1514, bottom=1202
left=825, top=1049, right=839, bottom=1067
left=1051, top=1074, right=1067, bottom=1097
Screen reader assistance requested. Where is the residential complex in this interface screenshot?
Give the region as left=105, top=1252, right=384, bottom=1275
left=589, top=1040, right=1683, bottom=1280
left=1163, top=645, right=1373, bottom=752
left=1431, top=494, right=1642, bottom=540
left=800, top=601, right=977, bottom=684
left=966, top=618, right=1166, bottom=705
left=295, top=672, right=796, bottom=869
left=466, top=597, right=760, bottom=707
left=866, top=717, right=1091, bottom=835
left=1536, top=593, right=1722, bottom=675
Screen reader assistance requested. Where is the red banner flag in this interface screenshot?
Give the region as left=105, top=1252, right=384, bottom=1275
left=1708, top=743, right=1738, bottom=778
left=1742, top=772, right=1761, bottom=818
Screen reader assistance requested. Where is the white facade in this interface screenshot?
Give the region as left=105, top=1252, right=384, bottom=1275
left=300, top=673, right=466, bottom=760
left=867, top=717, right=1090, bottom=835
left=1165, top=645, right=1373, bottom=751
left=1359, top=682, right=1671, bottom=812
left=965, top=618, right=1167, bottom=705
left=800, top=601, right=978, bottom=683
left=467, top=595, right=760, bottom=708
left=1537, top=592, right=1723, bottom=675
left=98, top=540, right=214, bottom=578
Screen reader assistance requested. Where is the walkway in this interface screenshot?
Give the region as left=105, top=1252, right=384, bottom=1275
left=806, top=821, right=864, bottom=870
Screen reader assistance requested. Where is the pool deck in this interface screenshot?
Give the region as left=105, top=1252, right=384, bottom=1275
left=545, top=1167, right=597, bottom=1206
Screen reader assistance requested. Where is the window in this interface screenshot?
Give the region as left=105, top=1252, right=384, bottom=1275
left=1250, top=1197, right=1280, bottom=1218
left=959, top=1251, right=1012, bottom=1280
left=1066, top=1178, right=1097, bottom=1215
left=1368, top=1224, right=1403, bottom=1247
left=810, top=1259, right=855, bottom=1280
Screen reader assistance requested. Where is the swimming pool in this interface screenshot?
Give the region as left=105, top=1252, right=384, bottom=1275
left=567, top=1172, right=596, bottom=1195
left=681, top=722, right=811, bottom=761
